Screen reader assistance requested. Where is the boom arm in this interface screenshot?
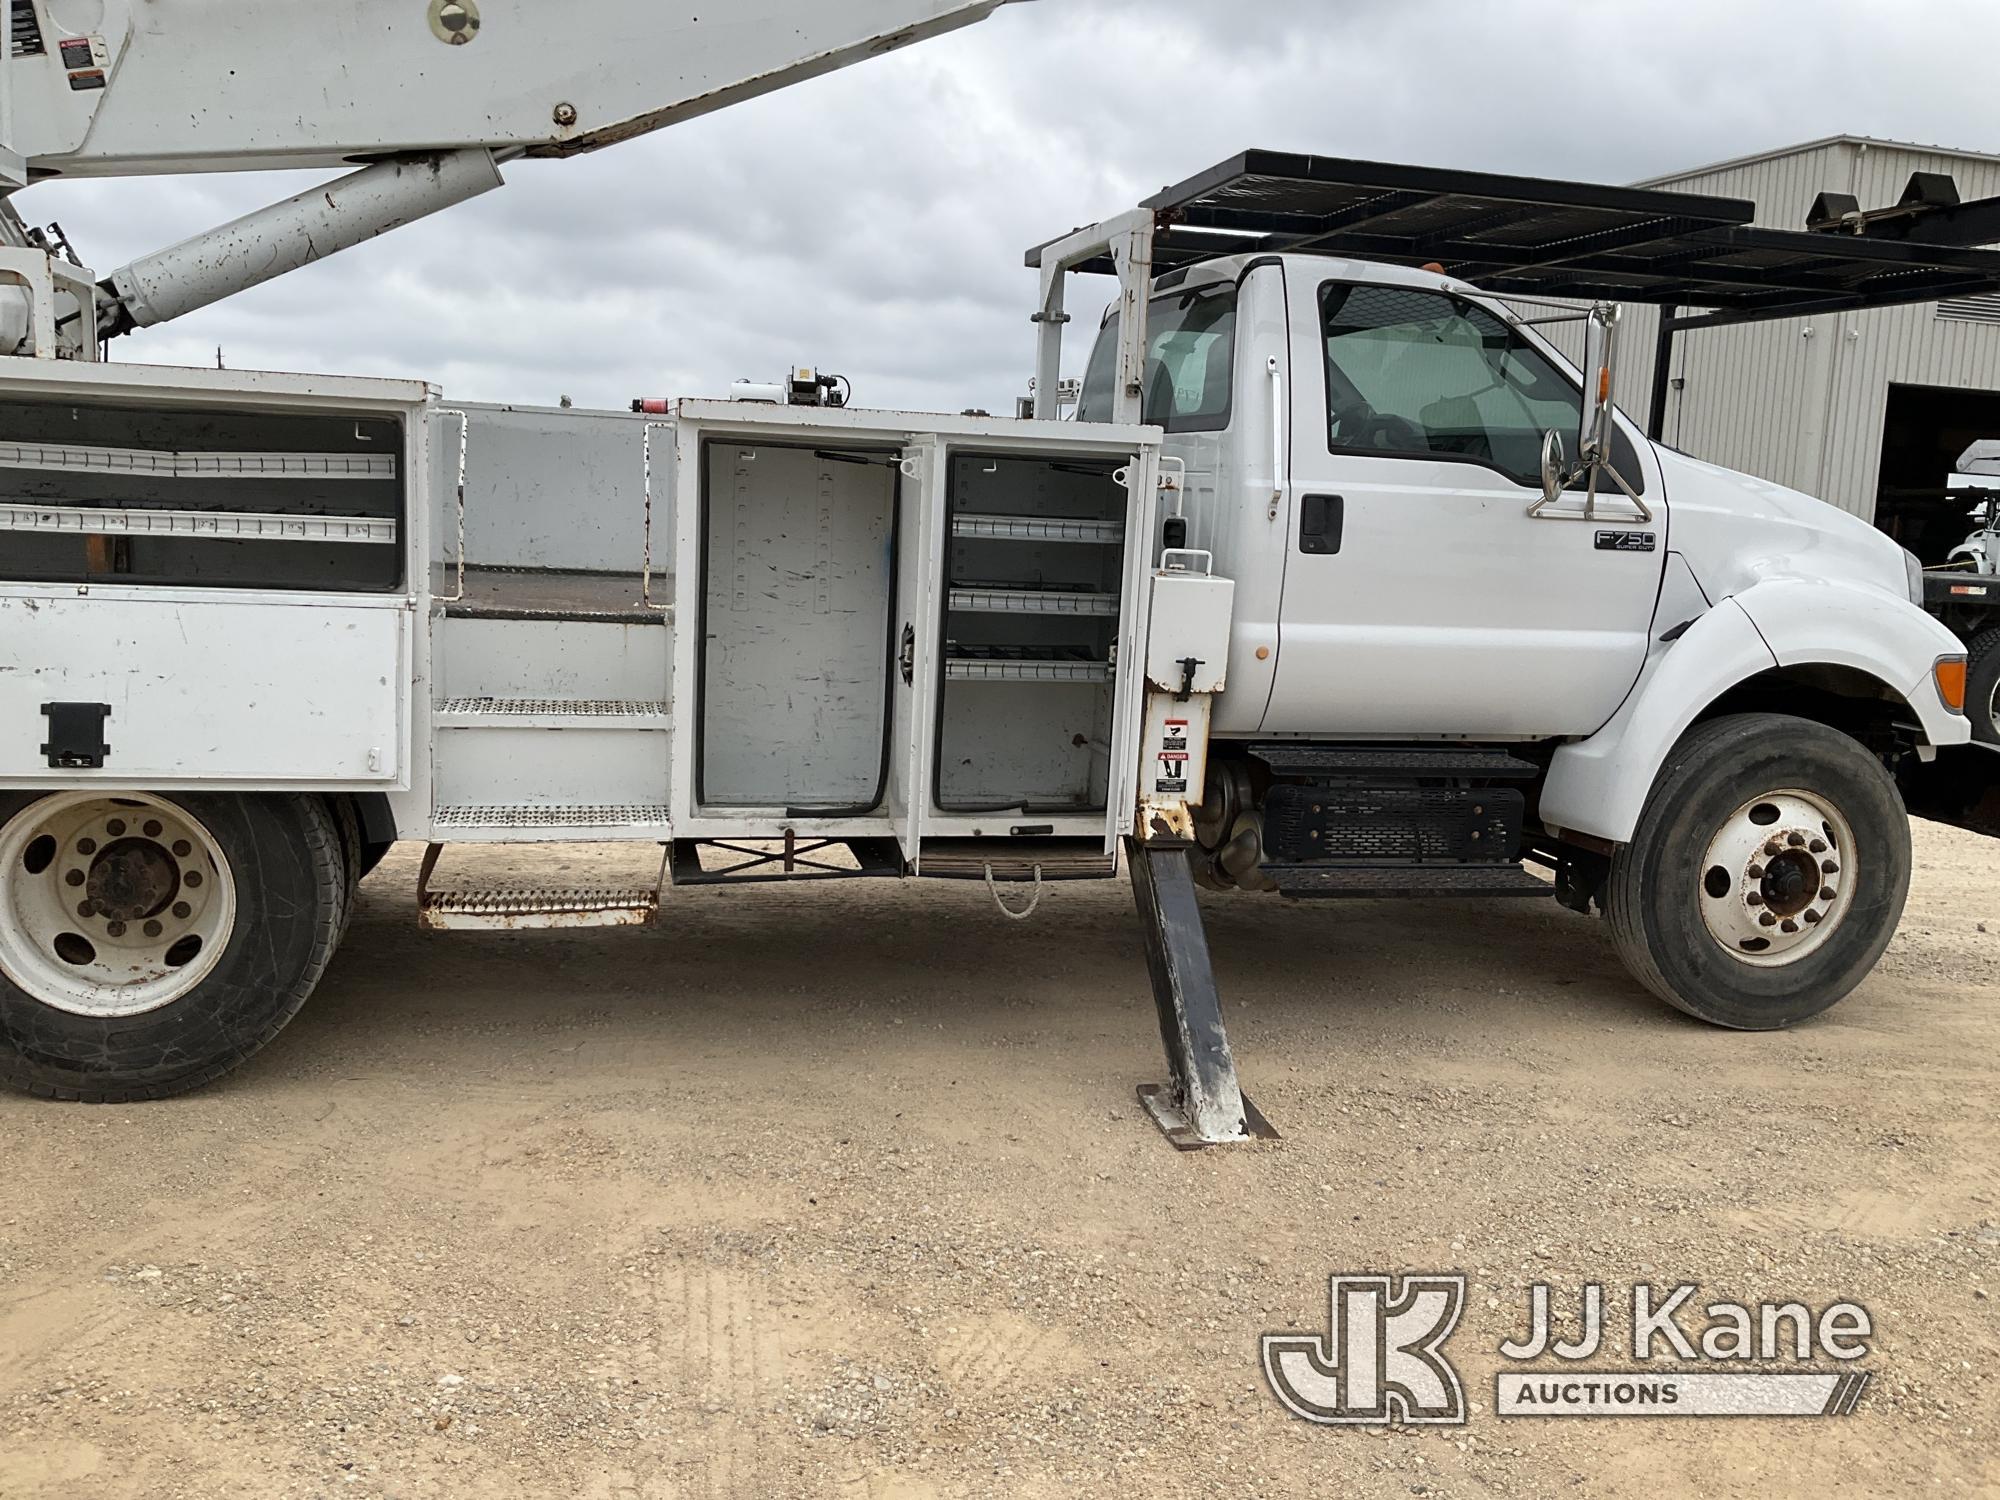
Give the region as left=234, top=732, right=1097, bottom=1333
left=0, top=0, right=1022, bottom=349
left=5, top=1, right=1018, bottom=178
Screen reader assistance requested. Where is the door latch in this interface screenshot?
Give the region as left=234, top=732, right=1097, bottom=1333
left=899, top=624, right=915, bottom=686
left=41, top=702, right=111, bottom=769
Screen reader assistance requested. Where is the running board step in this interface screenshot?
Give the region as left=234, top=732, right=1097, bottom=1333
left=1263, top=863, right=1553, bottom=899
left=1248, top=745, right=1540, bottom=779
left=419, top=885, right=660, bottom=930
left=416, top=843, right=665, bottom=929
left=435, top=698, right=670, bottom=729
left=433, top=804, right=672, bottom=842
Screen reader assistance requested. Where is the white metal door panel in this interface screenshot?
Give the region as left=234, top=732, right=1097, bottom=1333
left=1265, top=266, right=1661, bottom=738
left=1262, top=454, right=1661, bottom=736
left=887, top=441, right=943, bottom=870
left=0, top=593, right=407, bottom=784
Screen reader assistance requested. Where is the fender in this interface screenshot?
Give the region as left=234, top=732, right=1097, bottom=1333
left=1731, top=577, right=1967, bottom=750
left=1539, top=599, right=1775, bottom=844
left=1541, top=582, right=1968, bottom=845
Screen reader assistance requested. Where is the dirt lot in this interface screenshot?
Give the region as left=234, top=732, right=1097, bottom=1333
left=3, top=820, right=1997, bottom=1498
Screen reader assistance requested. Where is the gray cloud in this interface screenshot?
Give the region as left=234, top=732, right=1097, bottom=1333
left=18, top=0, right=1992, bottom=415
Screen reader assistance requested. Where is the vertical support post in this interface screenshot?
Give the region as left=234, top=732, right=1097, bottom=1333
left=1109, top=216, right=1156, bottom=429
left=1647, top=305, right=1678, bottom=441
left=1126, top=835, right=1272, bottom=1148
left=1032, top=268, right=1067, bottom=420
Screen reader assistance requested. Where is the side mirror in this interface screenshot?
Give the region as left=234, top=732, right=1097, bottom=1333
left=1540, top=428, right=1568, bottom=507
left=1578, top=302, right=1620, bottom=465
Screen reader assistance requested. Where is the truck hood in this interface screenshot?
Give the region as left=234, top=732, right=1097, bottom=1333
left=1654, top=445, right=1912, bottom=604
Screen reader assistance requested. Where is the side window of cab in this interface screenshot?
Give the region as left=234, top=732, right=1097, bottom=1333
left=1078, top=283, right=1238, bottom=430
left=1319, top=281, right=1644, bottom=492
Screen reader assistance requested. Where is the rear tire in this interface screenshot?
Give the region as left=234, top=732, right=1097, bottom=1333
left=1606, top=713, right=1910, bottom=1030
left=0, top=792, right=346, bottom=1101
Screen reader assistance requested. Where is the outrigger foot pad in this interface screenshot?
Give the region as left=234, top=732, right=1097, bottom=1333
left=1125, top=835, right=1279, bottom=1148
left=1137, top=1083, right=1278, bottom=1151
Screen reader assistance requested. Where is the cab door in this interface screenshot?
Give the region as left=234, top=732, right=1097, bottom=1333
left=1263, top=271, right=1663, bottom=738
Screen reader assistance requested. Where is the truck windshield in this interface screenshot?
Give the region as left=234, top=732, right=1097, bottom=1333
left=1077, top=284, right=1237, bottom=430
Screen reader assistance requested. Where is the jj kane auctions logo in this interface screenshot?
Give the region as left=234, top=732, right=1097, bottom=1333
left=1264, top=1275, right=1874, bottom=1424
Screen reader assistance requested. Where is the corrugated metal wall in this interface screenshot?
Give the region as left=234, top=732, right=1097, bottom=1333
left=1638, top=140, right=2000, bottom=520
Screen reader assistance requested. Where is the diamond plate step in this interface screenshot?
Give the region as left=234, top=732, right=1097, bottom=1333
left=432, top=804, right=672, bottom=843
left=1248, top=744, right=1540, bottom=779
left=419, top=885, right=660, bottom=931
left=435, top=698, right=671, bottom=729
left=1262, top=863, right=1553, bottom=899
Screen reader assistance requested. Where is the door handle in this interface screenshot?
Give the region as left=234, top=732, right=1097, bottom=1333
left=1300, top=493, right=1344, bottom=555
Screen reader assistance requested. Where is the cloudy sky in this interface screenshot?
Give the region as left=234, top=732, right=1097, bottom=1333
left=17, top=0, right=1992, bottom=415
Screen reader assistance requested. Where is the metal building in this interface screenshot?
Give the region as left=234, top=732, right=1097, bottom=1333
left=1618, top=136, right=2000, bottom=559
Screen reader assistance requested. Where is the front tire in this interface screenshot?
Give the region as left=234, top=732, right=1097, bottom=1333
left=1606, top=714, right=1911, bottom=1029
left=0, top=792, right=346, bottom=1101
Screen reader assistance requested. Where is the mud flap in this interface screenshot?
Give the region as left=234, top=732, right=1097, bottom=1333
left=1899, top=742, right=2000, bottom=840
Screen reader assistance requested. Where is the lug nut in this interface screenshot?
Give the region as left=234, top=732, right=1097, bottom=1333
left=1781, top=919, right=1799, bottom=933
left=184, top=872, right=203, bottom=889
left=64, top=870, right=84, bottom=888
left=1745, top=891, right=1765, bottom=907
left=77, top=837, right=96, bottom=855
left=106, top=921, right=126, bottom=938
left=1747, top=863, right=1765, bottom=879
left=143, top=820, right=162, bottom=838
left=1821, top=860, right=1839, bottom=875
left=1763, top=839, right=1783, bottom=857
left=1787, top=832, right=1805, bottom=847
left=172, top=902, right=191, bottom=919
left=1759, top=911, right=1778, bottom=927
left=106, top=819, right=125, bottom=836
left=1820, top=885, right=1837, bottom=901
left=143, top=920, right=162, bottom=938
left=1804, top=909, right=1824, bottom=924
left=75, top=901, right=94, bottom=919
left=1809, top=838, right=1827, bottom=854
left=172, top=840, right=191, bottom=858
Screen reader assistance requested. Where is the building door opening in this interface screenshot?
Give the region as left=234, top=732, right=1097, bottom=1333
left=1875, top=382, right=2000, bottom=564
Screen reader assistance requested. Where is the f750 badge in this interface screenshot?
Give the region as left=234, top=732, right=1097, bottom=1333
left=1596, top=530, right=1657, bottom=552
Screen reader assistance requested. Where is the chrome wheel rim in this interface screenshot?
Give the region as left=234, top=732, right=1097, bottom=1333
left=1697, top=789, right=1853, bottom=968
left=0, top=794, right=236, bottom=1017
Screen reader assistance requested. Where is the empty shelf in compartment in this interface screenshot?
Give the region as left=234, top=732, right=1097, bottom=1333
left=944, top=644, right=1112, bottom=684
left=950, top=513, right=1123, bottom=545
left=947, top=584, right=1120, bottom=618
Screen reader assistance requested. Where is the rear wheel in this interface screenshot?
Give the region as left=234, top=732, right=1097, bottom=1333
left=0, top=792, right=346, bottom=1101
left=1606, top=714, right=1910, bottom=1029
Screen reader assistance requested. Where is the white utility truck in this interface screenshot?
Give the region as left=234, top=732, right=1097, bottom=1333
left=0, top=3, right=1990, bottom=1144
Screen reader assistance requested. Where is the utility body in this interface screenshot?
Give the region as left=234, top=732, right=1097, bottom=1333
left=0, top=2, right=1988, bottom=1138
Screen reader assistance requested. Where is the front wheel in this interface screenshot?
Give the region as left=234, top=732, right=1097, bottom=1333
left=0, top=792, right=346, bottom=1100
left=1606, top=714, right=1911, bottom=1029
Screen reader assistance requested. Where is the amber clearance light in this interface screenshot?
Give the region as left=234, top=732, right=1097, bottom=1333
left=1935, top=656, right=1968, bottom=714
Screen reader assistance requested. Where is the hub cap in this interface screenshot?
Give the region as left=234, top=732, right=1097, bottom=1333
left=0, top=794, right=236, bottom=1017
left=1697, top=789, right=1853, bottom=967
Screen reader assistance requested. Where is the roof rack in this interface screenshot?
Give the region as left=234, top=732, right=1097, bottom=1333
left=1027, top=150, right=2000, bottom=438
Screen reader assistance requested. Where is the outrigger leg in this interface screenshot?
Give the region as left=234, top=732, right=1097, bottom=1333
left=1126, top=835, right=1276, bottom=1149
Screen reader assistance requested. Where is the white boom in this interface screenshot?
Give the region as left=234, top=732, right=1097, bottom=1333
left=0, top=0, right=1023, bottom=347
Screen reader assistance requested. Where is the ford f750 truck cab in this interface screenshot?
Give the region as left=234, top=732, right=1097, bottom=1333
left=1056, top=244, right=1969, bottom=1034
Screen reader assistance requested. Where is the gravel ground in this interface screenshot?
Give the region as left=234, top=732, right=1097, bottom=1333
left=2, top=819, right=1996, bottom=1498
